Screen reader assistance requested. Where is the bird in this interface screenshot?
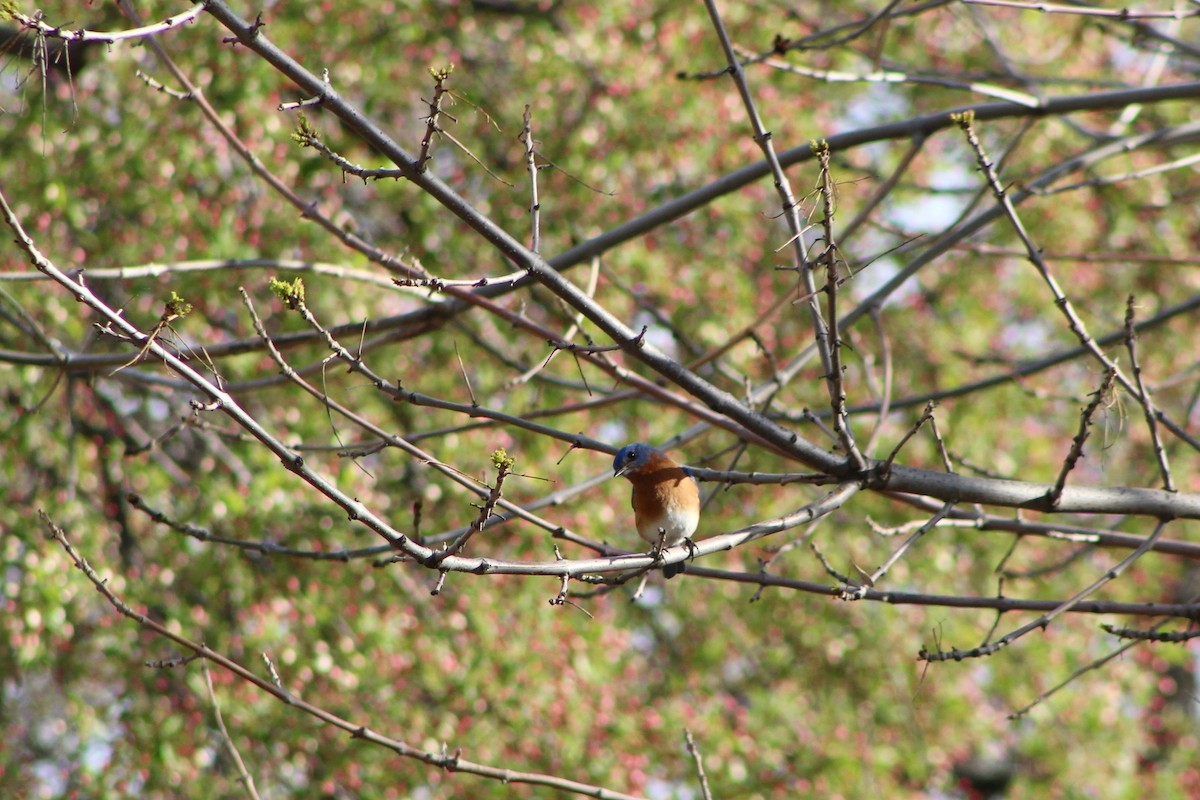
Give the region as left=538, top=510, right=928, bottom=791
left=612, top=443, right=700, bottom=578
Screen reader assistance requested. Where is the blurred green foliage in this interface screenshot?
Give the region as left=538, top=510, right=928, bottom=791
left=2, top=1, right=1199, bottom=798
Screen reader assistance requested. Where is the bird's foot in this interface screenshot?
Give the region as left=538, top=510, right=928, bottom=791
left=647, top=530, right=695, bottom=579
left=682, top=536, right=699, bottom=561
left=648, top=529, right=670, bottom=566
left=662, top=537, right=698, bottom=579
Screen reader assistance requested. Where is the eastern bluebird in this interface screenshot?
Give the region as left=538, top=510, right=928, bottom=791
left=613, top=443, right=700, bottom=578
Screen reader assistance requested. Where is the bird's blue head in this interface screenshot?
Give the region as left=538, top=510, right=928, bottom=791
left=613, top=443, right=653, bottom=478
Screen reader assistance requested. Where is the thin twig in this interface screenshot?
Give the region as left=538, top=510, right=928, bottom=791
left=1008, top=616, right=1182, bottom=718
left=921, top=520, right=1172, bottom=662
left=1049, top=367, right=1117, bottom=506
left=844, top=501, right=956, bottom=598
left=431, top=450, right=514, bottom=563
left=814, top=141, right=867, bottom=469
left=418, top=65, right=454, bottom=171
left=684, top=729, right=714, bottom=800
left=700, top=0, right=844, bottom=470
left=521, top=104, right=541, bottom=253
left=453, top=340, right=478, bottom=406
left=1124, top=297, right=1175, bottom=493
left=962, top=0, right=1200, bottom=20
left=40, top=511, right=645, bottom=799
left=953, top=111, right=1183, bottom=464
left=202, top=662, right=263, bottom=800
left=1100, top=624, right=1199, bottom=643
left=751, top=52, right=1040, bottom=107
left=860, top=308, right=894, bottom=457
left=10, top=3, right=207, bottom=44
left=882, top=402, right=936, bottom=476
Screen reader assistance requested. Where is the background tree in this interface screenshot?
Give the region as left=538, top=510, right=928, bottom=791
left=3, top=1, right=1200, bottom=797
